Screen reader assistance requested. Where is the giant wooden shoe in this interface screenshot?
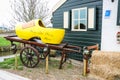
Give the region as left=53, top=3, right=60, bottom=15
left=15, top=19, right=65, bottom=44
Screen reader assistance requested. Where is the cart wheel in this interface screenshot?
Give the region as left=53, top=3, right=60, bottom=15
left=29, top=38, right=45, bottom=59
left=20, top=46, right=39, bottom=68
left=34, top=46, right=45, bottom=59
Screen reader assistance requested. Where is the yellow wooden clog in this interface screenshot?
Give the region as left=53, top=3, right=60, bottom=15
left=15, top=19, right=65, bottom=44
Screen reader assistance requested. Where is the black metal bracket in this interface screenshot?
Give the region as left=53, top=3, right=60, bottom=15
left=10, top=41, right=17, bottom=54
left=111, top=0, right=114, bottom=2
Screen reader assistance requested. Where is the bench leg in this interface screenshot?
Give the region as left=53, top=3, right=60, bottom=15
left=59, top=51, right=67, bottom=69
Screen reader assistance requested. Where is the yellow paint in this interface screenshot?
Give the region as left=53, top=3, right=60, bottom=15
left=15, top=19, right=65, bottom=44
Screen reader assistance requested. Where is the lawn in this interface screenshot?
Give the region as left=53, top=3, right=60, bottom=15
left=0, top=37, right=19, bottom=46
left=0, top=56, right=23, bottom=70
left=0, top=37, right=11, bottom=46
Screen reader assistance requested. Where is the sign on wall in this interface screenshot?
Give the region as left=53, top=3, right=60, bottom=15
left=105, top=10, right=111, bottom=18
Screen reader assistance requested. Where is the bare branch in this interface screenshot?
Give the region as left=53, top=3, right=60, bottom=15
left=9, top=0, right=51, bottom=28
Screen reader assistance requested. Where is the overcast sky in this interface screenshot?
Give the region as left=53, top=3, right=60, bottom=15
left=0, top=0, right=60, bottom=27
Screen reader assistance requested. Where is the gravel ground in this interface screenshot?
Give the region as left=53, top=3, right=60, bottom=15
left=3, top=58, right=103, bottom=80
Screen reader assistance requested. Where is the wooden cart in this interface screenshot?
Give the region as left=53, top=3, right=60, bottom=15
left=4, top=35, right=81, bottom=69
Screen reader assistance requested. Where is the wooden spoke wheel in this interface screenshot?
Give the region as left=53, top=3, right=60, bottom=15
left=29, top=38, right=45, bottom=59
left=20, top=46, right=39, bottom=68
left=34, top=46, right=45, bottom=59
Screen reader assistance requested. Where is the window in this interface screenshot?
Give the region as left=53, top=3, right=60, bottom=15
left=63, top=7, right=96, bottom=31
left=72, top=7, right=87, bottom=31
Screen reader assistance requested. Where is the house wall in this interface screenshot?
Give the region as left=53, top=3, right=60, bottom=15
left=101, top=0, right=120, bottom=51
left=53, top=0, right=103, bottom=60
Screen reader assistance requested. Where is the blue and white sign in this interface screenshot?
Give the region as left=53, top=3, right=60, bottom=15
left=105, top=10, right=111, bottom=18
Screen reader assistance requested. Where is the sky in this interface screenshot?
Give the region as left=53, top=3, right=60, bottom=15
left=0, top=0, right=10, bottom=25
left=0, top=0, right=60, bottom=27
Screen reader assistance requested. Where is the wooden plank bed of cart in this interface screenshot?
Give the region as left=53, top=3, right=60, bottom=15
left=4, top=35, right=81, bottom=73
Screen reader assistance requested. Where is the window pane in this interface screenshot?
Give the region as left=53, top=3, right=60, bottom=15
left=80, top=20, right=86, bottom=29
left=80, top=9, right=86, bottom=19
left=73, top=10, right=79, bottom=19
left=73, top=20, right=78, bottom=29
left=72, top=7, right=87, bottom=31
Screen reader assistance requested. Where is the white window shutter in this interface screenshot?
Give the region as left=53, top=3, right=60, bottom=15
left=63, top=11, right=69, bottom=28
left=88, top=7, right=96, bottom=30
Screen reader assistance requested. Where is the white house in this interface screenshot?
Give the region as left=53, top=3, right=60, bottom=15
left=101, top=0, right=120, bottom=51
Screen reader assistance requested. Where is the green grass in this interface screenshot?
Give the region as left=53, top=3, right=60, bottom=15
left=0, top=56, right=73, bottom=70
left=0, top=37, right=20, bottom=46
left=0, top=37, right=11, bottom=46
left=0, top=57, right=23, bottom=70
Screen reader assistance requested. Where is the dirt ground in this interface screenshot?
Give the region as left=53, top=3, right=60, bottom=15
left=3, top=58, right=103, bottom=80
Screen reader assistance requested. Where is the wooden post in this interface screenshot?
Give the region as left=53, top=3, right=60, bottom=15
left=83, top=59, right=87, bottom=76
left=83, top=44, right=99, bottom=76
left=45, top=55, right=49, bottom=74
left=15, top=53, right=18, bottom=70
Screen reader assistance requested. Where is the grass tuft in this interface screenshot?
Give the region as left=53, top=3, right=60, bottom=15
left=0, top=56, right=23, bottom=70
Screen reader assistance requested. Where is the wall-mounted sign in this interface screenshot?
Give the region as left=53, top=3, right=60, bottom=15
left=117, top=32, right=120, bottom=43
left=105, top=10, right=111, bottom=18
